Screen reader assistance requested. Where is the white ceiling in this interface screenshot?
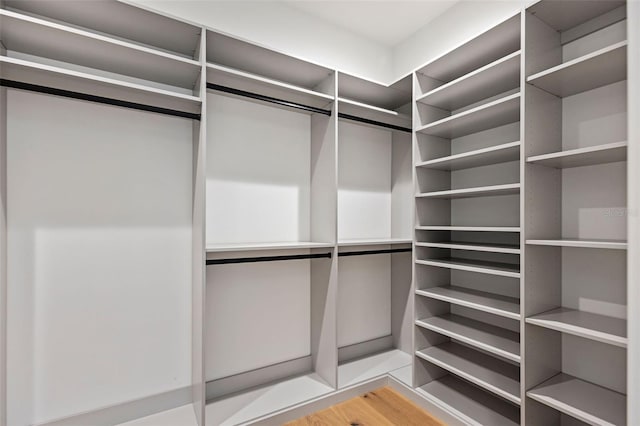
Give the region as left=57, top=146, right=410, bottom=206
left=283, top=0, right=460, bottom=47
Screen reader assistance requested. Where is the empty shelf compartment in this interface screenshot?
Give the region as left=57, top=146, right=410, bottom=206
left=417, top=141, right=520, bottom=171
left=416, top=241, right=520, bottom=254
left=416, top=258, right=520, bottom=279
left=527, top=141, right=627, bottom=169
left=416, top=314, right=520, bottom=362
left=417, top=183, right=520, bottom=199
left=526, top=239, right=627, bottom=250
left=416, top=286, right=520, bottom=320
left=527, top=373, right=625, bottom=426
left=526, top=308, right=627, bottom=347
left=416, top=341, right=520, bottom=404
left=416, top=226, right=520, bottom=233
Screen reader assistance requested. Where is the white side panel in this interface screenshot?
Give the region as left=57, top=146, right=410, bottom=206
left=206, top=94, right=311, bottom=244
left=337, top=253, right=391, bottom=348
left=205, top=257, right=311, bottom=380
left=0, top=85, right=7, bottom=426
left=391, top=132, right=413, bottom=239
left=6, top=91, right=192, bottom=425
left=337, top=121, right=391, bottom=240
left=627, top=2, right=639, bottom=424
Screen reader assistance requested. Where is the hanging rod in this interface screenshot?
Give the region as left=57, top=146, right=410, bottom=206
left=0, top=79, right=201, bottom=121
left=338, top=112, right=412, bottom=133
left=338, top=248, right=412, bottom=257
left=206, top=252, right=332, bottom=265
left=207, top=83, right=332, bottom=116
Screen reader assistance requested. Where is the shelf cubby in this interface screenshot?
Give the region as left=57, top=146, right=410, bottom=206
left=417, top=286, right=520, bottom=320
left=527, top=41, right=627, bottom=98
left=416, top=314, right=520, bottom=363
left=417, top=183, right=520, bottom=199
left=526, top=239, right=627, bottom=250
left=416, top=225, right=520, bottom=233
left=0, top=8, right=201, bottom=90
left=417, top=141, right=520, bottom=171
left=527, top=373, right=626, bottom=426
left=416, top=92, right=521, bottom=139
left=417, top=375, right=520, bottom=426
left=416, top=258, right=520, bottom=279
left=527, top=141, right=627, bottom=169
left=527, top=308, right=627, bottom=347
left=416, top=241, right=520, bottom=255
left=416, top=341, right=521, bottom=404
left=417, top=50, right=521, bottom=111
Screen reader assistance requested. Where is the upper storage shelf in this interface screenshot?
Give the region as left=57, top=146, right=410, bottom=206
left=0, top=8, right=202, bottom=90
left=5, top=0, right=202, bottom=58
left=337, top=72, right=412, bottom=131
left=415, top=14, right=520, bottom=97
left=206, top=30, right=335, bottom=111
left=527, top=0, right=624, bottom=33
left=527, top=41, right=627, bottom=97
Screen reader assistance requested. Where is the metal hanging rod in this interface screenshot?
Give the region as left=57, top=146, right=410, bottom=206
left=338, top=248, right=412, bottom=257
left=337, top=112, right=412, bottom=133
left=206, top=252, right=332, bottom=265
left=207, top=83, right=332, bottom=116
left=0, top=79, right=201, bottom=121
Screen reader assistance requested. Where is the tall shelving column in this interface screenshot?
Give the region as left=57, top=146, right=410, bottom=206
left=523, top=1, right=629, bottom=425
left=411, top=14, right=523, bottom=425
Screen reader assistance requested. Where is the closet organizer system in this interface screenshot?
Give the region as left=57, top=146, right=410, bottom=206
left=0, top=0, right=635, bottom=426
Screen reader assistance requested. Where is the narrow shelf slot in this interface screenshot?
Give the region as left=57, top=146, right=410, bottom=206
left=416, top=241, right=521, bottom=255
left=417, top=93, right=520, bottom=139
left=417, top=51, right=521, bottom=111
left=417, top=141, right=520, bottom=171
left=526, top=239, right=627, bottom=250
left=526, top=308, right=627, bottom=348
left=527, top=373, right=626, bottom=426
left=416, top=226, right=520, bottom=233
left=416, top=342, right=521, bottom=404
left=337, top=238, right=412, bottom=247
left=416, top=286, right=520, bottom=320
left=416, top=375, right=520, bottom=426
left=416, top=183, right=520, bottom=199
left=527, top=42, right=627, bottom=98
left=526, top=141, right=627, bottom=169
left=416, top=314, right=520, bottom=362
left=416, top=258, right=520, bottom=279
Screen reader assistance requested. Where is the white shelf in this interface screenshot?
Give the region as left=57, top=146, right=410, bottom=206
left=205, top=373, right=333, bottom=426
left=418, top=51, right=521, bottom=111
left=416, top=226, right=521, bottom=233
left=206, top=62, right=334, bottom=110
left=527, top=0, right=625, bottom=33
left=527, top=373, right=626, bottom=426
left=416, top=258, right=520, bottom=279
left=0, top=9, right=201, bottom=88
left=528, top=42, right=627, bottom=98
left=0, top=55, right=201, bottom=108
left=526, top=239, right=627, bottom=250
left=526, top=308, right=627, bottom=348
left=416, top=375, right=520, bottom=426
left=205, top=241, right=335, bottom=253
left=338, top=349, right=412, bottom=388
left=416, top=342, right=520, bottom=404
left=416, top=314, right=520, bottom=363
left=337, top=238, right=412, bottom=247
left=416, top=241, right=520, bottom=254
left=527, top=141, right=627, bottom=169
left=416, top=183, right=520, bottom=199
left=417, top=93, right=520, bottom=139
left=337, top=97, right=411, bottom=130
left=5, top=0, right=201, bottom=58
left=416, top=286, right=520, bottom=320
left=417, top=141, right=520, bottom=171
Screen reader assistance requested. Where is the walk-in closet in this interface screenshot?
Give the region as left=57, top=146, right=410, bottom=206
left=0, top=0, right=637, bottom=425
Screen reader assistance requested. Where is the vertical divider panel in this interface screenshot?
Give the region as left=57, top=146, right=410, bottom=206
left=0, top=65, right=7, bottom=426
left=310, top=72, right=338, bottom=389
left=191, top=28, right=207, bottom=426
left=627, top=1, right=639, bottom=424
left=519, top=11, right=526, bottom=425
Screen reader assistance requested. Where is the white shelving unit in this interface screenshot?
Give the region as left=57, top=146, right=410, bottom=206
left=524, top=0, right=629, bottom=423
left=1, top=0, right=637, bottom=425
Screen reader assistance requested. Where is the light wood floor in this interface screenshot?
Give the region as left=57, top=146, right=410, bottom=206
left=285, top=386, right=445, bottom=426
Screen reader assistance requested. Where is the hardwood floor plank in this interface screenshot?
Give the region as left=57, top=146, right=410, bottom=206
left=285, top=386, right=444, bottom=426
